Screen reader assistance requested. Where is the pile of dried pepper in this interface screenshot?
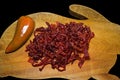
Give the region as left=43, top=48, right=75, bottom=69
left=26, top=22, right=94, bottom=71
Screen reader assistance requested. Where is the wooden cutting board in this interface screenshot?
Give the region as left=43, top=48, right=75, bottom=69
left=0, top=4, right=120, bottom=80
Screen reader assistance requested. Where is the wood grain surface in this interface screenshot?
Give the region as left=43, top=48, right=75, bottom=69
left=0, top=4, right=120, bottom=80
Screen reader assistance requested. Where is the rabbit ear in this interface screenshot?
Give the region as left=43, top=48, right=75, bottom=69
left=69, top=4, right=110, bottom=22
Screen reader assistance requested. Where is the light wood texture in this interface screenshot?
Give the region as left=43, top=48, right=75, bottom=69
left=0, top=4, right=120, bottom=80
left=69, top=4, right=110, bottom=22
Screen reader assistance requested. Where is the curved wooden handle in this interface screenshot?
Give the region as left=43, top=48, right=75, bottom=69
left=69, top=4, right=110, bottom=22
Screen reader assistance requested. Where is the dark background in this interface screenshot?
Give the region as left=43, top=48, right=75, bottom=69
left=0, top=0, right=120, bottom=80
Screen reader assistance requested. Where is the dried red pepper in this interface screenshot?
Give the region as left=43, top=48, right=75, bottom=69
left=26, top=22, right=94, bottom=71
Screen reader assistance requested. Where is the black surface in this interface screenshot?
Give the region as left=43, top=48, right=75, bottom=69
left=0, top=0, right=120, bottom=80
